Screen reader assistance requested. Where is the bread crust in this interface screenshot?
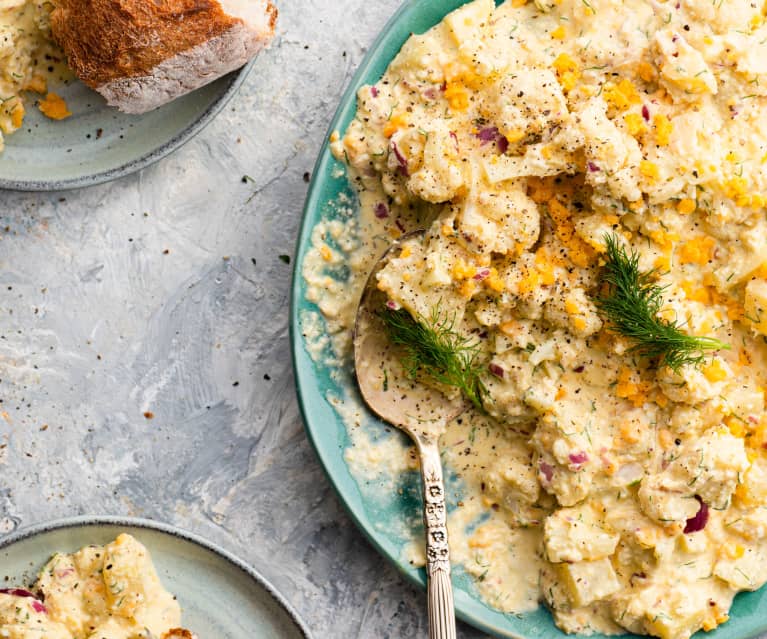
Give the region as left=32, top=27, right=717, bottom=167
left=96, top=22, right=267, bottom=113
left=51, top=0, right=276, bottom=87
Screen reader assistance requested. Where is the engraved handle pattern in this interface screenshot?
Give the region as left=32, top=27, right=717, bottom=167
left=419, top=439, right=457, bottom=639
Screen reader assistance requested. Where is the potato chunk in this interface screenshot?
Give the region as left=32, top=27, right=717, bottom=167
left=557, top=558, right=621, bottom=607
left=544, top=503, right=619, bottom=563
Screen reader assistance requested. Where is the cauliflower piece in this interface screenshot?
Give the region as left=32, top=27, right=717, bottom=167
left=0, top=592, right=71, bottom=639
left=480, top=442, right=541, bottom=520
left=721, top=383, right=765, bottom=422
left=407, top=122, right=465, bottom=203
left=544, top=502, right=619, bottom=563
left=535, top=427, right=597, bottom=507
left=637, top=475, right=700, bottom=526
left=388, top=31, right=446, bottom=85
left=734, top=457, right=767, bottom=509
left=543, top=284, right=603, bottom=338
left=480, top=69, right=568, bottom=141
left=726, top=508, right=767, bottom=541
left=575, top=97, right=643, bottom=202
left=729, top=225, right=767, bottom=284
left=681, top=0, right=762, bottom=33
left=657, top=364, right=727, bottom=406
left=654, top=29, right=717, bottom=98
left=443, top=0, right=495, bottom=73
left=682, top=428, right=749, bottom=510
left=456, top=185, right=540, bottom=254
left=444, top=0, right=493, bottom=45
left=610, top=583, right=714, bottom=639
left=714, top=547, right=767, bottom=590
left=483, top=349, right=540, bottom=423
left=375, top=234, right=467, bottom=325
left=638, top=428, right=749, bottom=524
left=666, top=102, right=723, bottom=170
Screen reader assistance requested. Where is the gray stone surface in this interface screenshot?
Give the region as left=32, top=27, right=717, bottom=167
left=0, top=1, right=488, bottom=637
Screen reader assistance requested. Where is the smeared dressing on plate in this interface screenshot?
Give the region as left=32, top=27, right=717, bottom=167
left=303, top=0, right=767, bottom=637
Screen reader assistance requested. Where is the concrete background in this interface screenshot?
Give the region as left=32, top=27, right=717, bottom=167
left=0, top=1, right=487, bottom=636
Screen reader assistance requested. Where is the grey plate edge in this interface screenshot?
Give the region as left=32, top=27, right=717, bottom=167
left=0, top=60, right=255, bottom=193
left=0, top=514, right=313, bottom=639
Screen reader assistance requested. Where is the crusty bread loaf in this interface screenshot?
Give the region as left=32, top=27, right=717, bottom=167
left=50, top=0, right=277, bottom=114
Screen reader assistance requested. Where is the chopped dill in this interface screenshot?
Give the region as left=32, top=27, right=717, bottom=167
left=596, top=234, right=729, bottom=372
left=379, top=305, right=487, bottom=411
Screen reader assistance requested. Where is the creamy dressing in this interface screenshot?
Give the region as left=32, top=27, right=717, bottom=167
left=0, top=534, right=190, bottom=639
left=303, top=1, right=767, bottom=637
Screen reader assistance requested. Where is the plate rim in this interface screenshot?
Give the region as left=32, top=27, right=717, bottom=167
left=0, top=514, right=313, bottom=639
left=0, top=60, right=254, bottom=193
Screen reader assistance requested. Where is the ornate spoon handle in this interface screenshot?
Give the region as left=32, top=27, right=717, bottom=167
left=418, top=438, right=457, bottom=639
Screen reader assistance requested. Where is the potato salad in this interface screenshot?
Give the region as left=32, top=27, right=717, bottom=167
left=0, top=534, right=193, bottom=639
left=0, top=0, right=67, bottom=152
left=303, top=0, right=767, bottom=637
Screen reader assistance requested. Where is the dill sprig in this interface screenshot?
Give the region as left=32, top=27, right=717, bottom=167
left=596, top=234, right=729, bottom=372
left=379, top=305, right=487, bottom=411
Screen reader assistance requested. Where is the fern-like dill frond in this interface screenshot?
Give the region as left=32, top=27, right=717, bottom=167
left=596, top=233, right=729, bottom=372
left=379, top=305, right=487, bottom=411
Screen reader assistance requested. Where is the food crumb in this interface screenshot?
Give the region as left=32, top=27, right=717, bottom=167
left=38, top=92, right=72, bottom=120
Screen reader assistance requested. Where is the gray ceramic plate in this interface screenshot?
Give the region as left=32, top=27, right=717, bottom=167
left=0, top=516, right=311, bottom=639
left=0, top=62, right=253, bottom=192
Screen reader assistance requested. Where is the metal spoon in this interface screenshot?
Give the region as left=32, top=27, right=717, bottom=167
left=353, top=230, right=462, bottom=639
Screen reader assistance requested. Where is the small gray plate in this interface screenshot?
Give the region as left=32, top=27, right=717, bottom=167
left=0, top=62, right=253, bottom=192
left=0, top=516, right=312, bottom=639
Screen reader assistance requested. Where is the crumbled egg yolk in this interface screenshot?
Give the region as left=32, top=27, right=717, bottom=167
left=38, top=93, right=72, bottom=121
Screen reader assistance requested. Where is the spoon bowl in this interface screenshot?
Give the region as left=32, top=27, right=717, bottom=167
left=354, top=232, right=464, bottom=436
left=353, top=230, right=460, bottom=639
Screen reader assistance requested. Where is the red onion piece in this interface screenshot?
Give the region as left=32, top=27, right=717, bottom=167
left=0, top=588, right=36, bottom=598
left=395, top=219, right=406, bottom=233
left=476, top=126, right=509, bottom=153
left=391, top=143, right=409, bottom=177
left=473, top=268, right=490, bottom=281
left=477, top=127, right=509, bottom=152
left=0, top=589, right=47, bottom=614
left=449, top=131, right=459, bottom=151
left=386, top=300, right=400, bottom=311
left=489, top=363, right=505, bottom=378
left=370, top=86, right=379, bottom=98
left=569, top=451, right=589, bottom=465
left=587, top=161, right=600, bottom=172
left=684, top=496, right=709, bottom=533
left=374, top=203, right=389, bottom=219
left=475, top=127, right=509, bottom=153
left=477, top=126, right=500, bottom=144
left=642, top=105, right=650, bottom=122
left=31, top=600, right=47, bottom=614
left=540, top=461, right=554, bottom=482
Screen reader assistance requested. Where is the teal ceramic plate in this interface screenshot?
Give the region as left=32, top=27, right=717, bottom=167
left=0, top=62, right=252, bottom=192
left=0, top=516, right=311, bottom=639
left=290, top=2, right=767, bottom=638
